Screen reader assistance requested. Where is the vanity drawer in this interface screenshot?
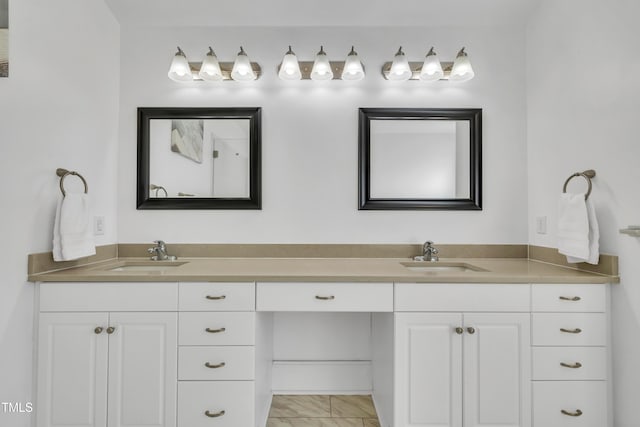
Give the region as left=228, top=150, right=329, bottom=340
left=256, top=282, right=393, bottom=312
left=532, top=347, right=607, bottom=380
left=395, top=283, right=530, bottom=312
left=39, top=282, right=178, bottom=312
left=178, top=381, right=254, bottom=427
left=533, top=381, right=607, bottom=427
left=179, top=282, right=255, bottom=311
left=532, top=313, right=606, bottom=346
left=179, top=312, right=255, bottom=346
left=532, top=284, right=606, bottom=313
left=178, top=346, right=255, bottom=380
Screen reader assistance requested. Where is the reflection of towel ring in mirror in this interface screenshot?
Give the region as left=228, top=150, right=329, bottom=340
left=56, top=168, right=88, bottom=197
left=563, top=169, right=596, bottom=200
left=149, top=184, right=168, bottom=197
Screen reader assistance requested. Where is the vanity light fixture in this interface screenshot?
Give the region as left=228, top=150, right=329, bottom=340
left=381, top=47, right=474, bottom=82
left=231, top=46, right=257, bottom=81
left=449, top=47, right=475, bottom=82
left=167, top=47, right=193, bottom=82
left=341, top=46, right=366, bottom=81
left=310, top=46, right=334, bottom=81
left=419, top=47, right=444, bottom=81
left=387, top=47, right=412, bottom=81
left=198, top=47, right=223, bottom=81
left=278, top=46, right=302, bottom=80
left=167, top=46, right=261, bottom=82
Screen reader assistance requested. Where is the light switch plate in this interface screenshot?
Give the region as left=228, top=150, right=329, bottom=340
left=536, top=216, right=547, bottom=234
left=93, top=216, right=105, bottom=236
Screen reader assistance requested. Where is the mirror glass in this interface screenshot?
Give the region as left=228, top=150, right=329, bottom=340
left=137, top=108, right=261, bottom=209
left=148, top=119, right=250, bottom=198
left=359, top=108, right=481, bottom=210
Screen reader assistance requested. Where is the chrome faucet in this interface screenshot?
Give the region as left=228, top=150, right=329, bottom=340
left=414, top=241, right=439, bottom=262
left=147, top=240, right=177, bottom=261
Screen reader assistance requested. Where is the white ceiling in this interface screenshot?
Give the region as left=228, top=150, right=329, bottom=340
left=104, top=0, right=538, bottom=27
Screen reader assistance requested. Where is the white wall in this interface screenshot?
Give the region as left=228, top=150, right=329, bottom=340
left=117, top=25, right=528, bottom=244
left=526, top=1, right=640, bottom=425
left=0, top=0, right=119, bottom=424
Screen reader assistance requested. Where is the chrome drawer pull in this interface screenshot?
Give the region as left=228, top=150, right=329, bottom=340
left=560, top=328, right=582, bottom=334
left=205, top=327, right=226, bottom=333
left=204, top=410, right=226, bottom=418
left=560, top=362, right=583, bottom=369
left=204, top=362, right=226, bottom=369
left=559, top=296, right=581, bottom=301
left=315, top=295, right=335, bottom=300
left=561, top=409, right=583, bottom=417
left=206, top=295, right=226, bottom=300
left=454, top=327, right=464, bottom=335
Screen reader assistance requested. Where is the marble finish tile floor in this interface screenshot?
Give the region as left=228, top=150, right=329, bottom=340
left=267, top=395, right=381, bottom=427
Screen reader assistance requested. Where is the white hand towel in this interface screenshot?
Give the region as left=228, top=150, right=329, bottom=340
left=52, top=198, right=64, bottom=261
left=557, top=193, right=599, bottom=265
left=566, top=198, right=600, bottom=265
left=52, top=193, right=96, bottom=261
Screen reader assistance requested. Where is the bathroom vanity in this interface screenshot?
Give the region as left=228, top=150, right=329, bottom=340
left=29, top=256, right=614, bottom=427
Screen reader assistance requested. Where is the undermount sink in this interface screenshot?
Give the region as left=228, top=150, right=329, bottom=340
left=105, top=261, right=187, bottom=272
left=400, top=261, right=487, bottom=273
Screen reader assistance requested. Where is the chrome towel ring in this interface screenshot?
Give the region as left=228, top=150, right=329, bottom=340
left=563, top=169, right=596, bottom=200
left=56, top=168, right=88, bottom=197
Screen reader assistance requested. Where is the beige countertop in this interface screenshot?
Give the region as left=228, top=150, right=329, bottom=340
left=28, top=257, right=618, bottom=284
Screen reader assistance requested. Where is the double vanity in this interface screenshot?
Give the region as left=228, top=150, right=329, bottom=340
left=29, top=249, right=616, bottom=427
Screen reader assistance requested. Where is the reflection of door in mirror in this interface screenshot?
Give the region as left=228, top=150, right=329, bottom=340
left=369, top=120, right=470, bottom=199
left=149, top=119, right=250, bottom=198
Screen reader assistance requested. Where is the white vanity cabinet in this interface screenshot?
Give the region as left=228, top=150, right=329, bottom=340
left=177, top=282, right=257, bottom=427
left=36, top=283, right=178, bottom=427
left=531, top=284, right=610, bottom=427
left=394, top=284, right=531, bottom=427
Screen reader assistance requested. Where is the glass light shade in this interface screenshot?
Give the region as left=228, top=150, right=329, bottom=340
left=419, top=47, right=444, bottom=81
left=341, top=46, right=365, bottom=81
left=167, top=47, right=193, bottom=82
left=310, top=46, right=334, bottom=81
left=231, top=47, right=257, bottom=81
left=388, top=47, right=411, bottom=81
left=450, top=47, right=475, bottom=82
left=278, top=46, right=302, bottom=81
left=198, top=47, right=223, bottom=81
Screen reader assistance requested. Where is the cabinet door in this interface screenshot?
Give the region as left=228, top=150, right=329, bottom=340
left=395, top=313, right=463, bottom=427
left=107, top=312, right=177, bottom=427
left=463, top=313, right=531, bottom=427
left=36, top=312, right=109, bottom=427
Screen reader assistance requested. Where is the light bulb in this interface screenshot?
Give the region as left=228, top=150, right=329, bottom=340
left=450, top=47, right=475, bottom=82
left=278, top=46, right=302, bottom=81
left=198, top=47, right=223, bottom=81
left=311, top=46, right=334, bottom=81
left=388, top=47, right=412, bottom=81
left=341, top=46, right=365, bottom=81
left=167, top=47, right=193, bottom=82
left=231, top=46, right=257, bottom=81
left=419, top=47, right=444, bottom=81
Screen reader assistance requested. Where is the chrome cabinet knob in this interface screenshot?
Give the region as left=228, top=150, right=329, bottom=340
left=455, top=327, right=464, bottom=335
left=106, top=326, right=116, bottom=334
left=467, top=327, right=476, bottom=334
left=94, top=327, right=104, bottom=334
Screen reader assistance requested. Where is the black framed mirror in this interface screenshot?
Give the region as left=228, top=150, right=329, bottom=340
left=358, top=108, right=482, bottom=210
left=137, top=107, right=261, bottom=209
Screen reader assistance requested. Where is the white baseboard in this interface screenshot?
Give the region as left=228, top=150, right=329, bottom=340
left=271, top=360, right=372, bottom=394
